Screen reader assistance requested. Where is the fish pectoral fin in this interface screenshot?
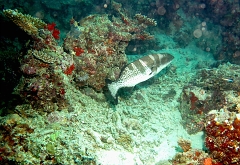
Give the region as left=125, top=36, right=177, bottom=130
left=152, top=65, right=158, bottom=71
left=149, top=66, right=157, bottom=75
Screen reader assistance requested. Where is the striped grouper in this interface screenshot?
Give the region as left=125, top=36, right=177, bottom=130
left=108, top=53, right=174, bottom=99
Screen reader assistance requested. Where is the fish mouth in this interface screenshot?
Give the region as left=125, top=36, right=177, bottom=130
left=160, top=53, right=174, bottom=64
left=164, top=53, right=174, bottom=60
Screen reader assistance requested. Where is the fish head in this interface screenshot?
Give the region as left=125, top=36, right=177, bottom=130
left=155, top=53, right=174, bottom=73
left=143, top=53, right=174, bottom=75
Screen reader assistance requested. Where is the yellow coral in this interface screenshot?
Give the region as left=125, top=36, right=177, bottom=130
left=29, top=49, right=58, bottom=64
left=3, top=9, right=46, bottom=36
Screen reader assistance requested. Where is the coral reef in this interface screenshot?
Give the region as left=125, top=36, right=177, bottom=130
left=205, top=111, right=240, bottom=164
left=0, top=3, right=159, bottom=163
left=3, top=0, right=240, bottom=64
left=2, top=0, right=158, bottom=111
left=172, top=138, right=210, bottom=165
left=172, top=149, right=211, bottom=165
left=2, top=9, right=71, bottom=111
left=179, top=63, right=240, bottom=134
left=2, top=0, right=240, bottom=164
left=181, top=0, right=240, bottom=64
left=0, top=109, right=97, bottom=164
left=63, top=2, right=157, bottom=91
left=110, top=0, right=239, bottom=63
left=0, top=113, right=34, bottom=163
left=177, top=63, right=240, bottom=164
left=16, top=48, right=68, bottom=111
left=63, top=14, right=128, bottom=91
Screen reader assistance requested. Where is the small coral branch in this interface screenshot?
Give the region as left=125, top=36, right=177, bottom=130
left=135, top=13, right=157, bottom=26
left=177, top=138, right=191, bottom=152
left=3, top=9, right=46, bottom=36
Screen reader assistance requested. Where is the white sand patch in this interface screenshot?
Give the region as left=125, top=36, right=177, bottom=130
left=96, top=149, right=142, bottom=165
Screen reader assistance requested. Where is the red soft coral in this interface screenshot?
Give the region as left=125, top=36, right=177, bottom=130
left=73, top=47, right=84, bottom=56
left=64, top=64, right=75, bottom=75
left=46, top=22, right=56, bottom=31
left=52, top=29, right=60, bottom=40
left=46, top=22, right=60, bottom=40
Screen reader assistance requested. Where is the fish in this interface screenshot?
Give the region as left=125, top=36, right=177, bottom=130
left=107, top=53, right=174, bottom=99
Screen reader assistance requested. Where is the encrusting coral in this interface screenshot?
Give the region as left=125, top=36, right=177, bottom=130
left=205, top=111, right=240, bottom=164
left=3, top=8, right=74, bottom=111
left=172, top=138, right=211, bottom=165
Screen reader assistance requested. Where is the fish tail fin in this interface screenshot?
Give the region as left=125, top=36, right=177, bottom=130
left=107, top=82, right=120, bottom=99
